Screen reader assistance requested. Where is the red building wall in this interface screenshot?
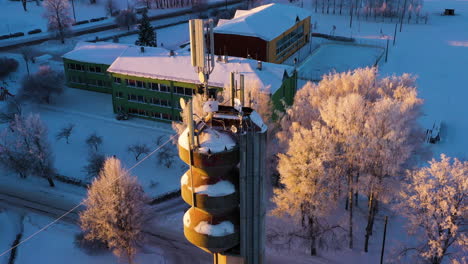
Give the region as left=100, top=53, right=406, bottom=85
left=214, top=33, right=268, bottom=62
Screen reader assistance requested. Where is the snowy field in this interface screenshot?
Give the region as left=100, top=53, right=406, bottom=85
left=119, top=22, right=189, bottom=49
left=298, top=43, right=384, bottom=81
left=0, top=207, right=167, bottom=264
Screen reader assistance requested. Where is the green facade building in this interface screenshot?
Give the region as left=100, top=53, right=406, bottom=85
left=63, top=42, right=297, bottom=123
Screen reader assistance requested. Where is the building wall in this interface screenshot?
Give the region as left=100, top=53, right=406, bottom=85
left=214, top=34, right=268, bottom=61
left=63, top=58, right=113, bottom=94
left=214, top=16, right=311, bottom=64
left=110, top=73, right=216, bottom=123
left=268, top=16, right=311, bottom=64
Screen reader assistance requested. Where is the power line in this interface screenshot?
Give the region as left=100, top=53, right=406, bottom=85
left=0, top=134, right=177, bottom=257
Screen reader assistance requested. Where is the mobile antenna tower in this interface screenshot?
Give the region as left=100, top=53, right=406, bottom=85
left=189, top=19, right=215, bottom=99
left=179, top=38, right=266, bottom=262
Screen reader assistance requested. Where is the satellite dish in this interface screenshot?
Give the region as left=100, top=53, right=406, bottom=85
left=231, top=125, right=238, bottom=134
left=179, top=98, right=186, bottom=110
left=198, top=72, right=206, bottom=83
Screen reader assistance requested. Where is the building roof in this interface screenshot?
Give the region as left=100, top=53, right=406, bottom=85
left=106, top=45, right=294, bottom=94
left=214, top=3, right=311, bottom=41
left=62, top=42, right=130, bottom=65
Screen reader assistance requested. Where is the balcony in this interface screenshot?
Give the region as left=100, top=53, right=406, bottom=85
left=183, top=207, right=239, bottom=253
left=180, top=169, right=239, bottom=214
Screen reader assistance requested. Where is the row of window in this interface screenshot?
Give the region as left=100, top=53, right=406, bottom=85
left=113, top=77, right=193, bottom=96
left=276, top=25, right=305, bottom=56
left=67, top=63, right=103, bottom=73
left=115, top=92, right=182, bottom=109
left=68, top=76, right=110, bottom=87
left=126, top=107, right=180, bottom=121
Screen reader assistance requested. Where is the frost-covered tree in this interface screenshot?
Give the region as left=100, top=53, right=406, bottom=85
left=80, top=157, right=149, bottom=264
left=86, top=132, right=103, bottom=152
left=276, top=67, right=425, bottom=250
left=127, top=143, right=150, bottom=161
left=272, top=122, right=344, bottom=255
left=0, top=114, right=55, bottom=186
left=396, top=155, right=467, bottom=264
left=43, top=0, right=73, bottom=44
left=115, top=9, right=137, bottom=31
left=56, top=123, right=75, bottom=144
left=135, top=11, right=157, bottom=47
left=18, top=66, right=64, bottom=104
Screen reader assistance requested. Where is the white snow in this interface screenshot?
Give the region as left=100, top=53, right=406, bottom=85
left=106, top=44, right=294, bottom=94
left=194, top=220, right=234, bottom=237
left=214, top=3, right=312, bottom=41
left=183, top=210, right=191, bottom=227
left=249, top=110, right=267, bottom=132
left=181, top=172, right=189, bottom=186
left=194, top=180, right=235, bottom=197
left=178, top=127, right=237, bottom=154
left=62, top=42, right=130, bottom=65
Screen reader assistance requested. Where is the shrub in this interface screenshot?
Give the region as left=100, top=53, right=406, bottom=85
left=0, top=57, right=19, bottom=78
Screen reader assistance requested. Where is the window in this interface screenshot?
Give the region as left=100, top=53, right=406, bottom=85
left=115, top=91, right=124, bottom=98
left=97, top=80, right=103, bottom=87
left=128, top=94, right=137, bottom=101
left=184, top=88, right=193, bottom=96
left=150, top=83, right=159, bottom=91
left=175, top=86, right=184, bottom=95
left=114, top=77, right=121, bottom=84
left=126, top=79, right=136, bottom=87
left=68, top=63, right=75, bottom=70
left=75, top=64, right=84, bottom=71
left=276, top=25, right=305, bottom=57
left=160, top=84, right=169, bottom=93
left=95, top=66, right=102, bottom=73
left=137, top=95, right=144, bottom=102
left=136, top=80, right=145, bottom=88
left=89, top=66, right=96, bottom=72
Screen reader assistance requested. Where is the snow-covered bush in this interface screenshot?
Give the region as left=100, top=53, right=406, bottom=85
left=18, top=66, right=64, bottom=104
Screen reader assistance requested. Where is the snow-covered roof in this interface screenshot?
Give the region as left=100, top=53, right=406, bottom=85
left=107, top=45, right=294, bottom=94
left=62, top=42, right=130, bottom=65
left=214, top=3, right=312, bottom=41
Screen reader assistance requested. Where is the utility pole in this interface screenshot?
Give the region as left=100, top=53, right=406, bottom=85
left=400, top=0, right=407, bottom=32
left=385, top=37, right=389, bottom=62
left=71, top=0, right=76, bottom=21
left=380, top=216, right=388, bottom=264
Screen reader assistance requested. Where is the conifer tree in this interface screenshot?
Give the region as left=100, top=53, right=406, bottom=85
left=80, top=157, right=149, bottom=264
left=135, top=11, right=157, bottom=47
